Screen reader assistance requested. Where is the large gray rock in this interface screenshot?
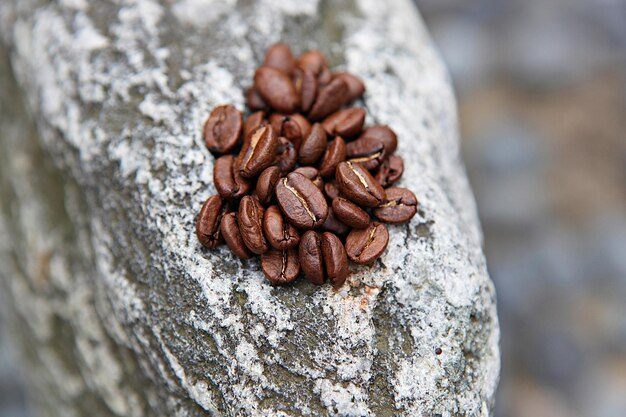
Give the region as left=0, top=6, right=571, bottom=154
left=0, top=0, right=499, bottom=416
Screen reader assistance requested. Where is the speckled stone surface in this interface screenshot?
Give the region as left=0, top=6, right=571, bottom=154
left=0, top=0, right=499, bottom=416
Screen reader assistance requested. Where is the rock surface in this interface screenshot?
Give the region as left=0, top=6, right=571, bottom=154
left=0, top=0, right=499, bottom=416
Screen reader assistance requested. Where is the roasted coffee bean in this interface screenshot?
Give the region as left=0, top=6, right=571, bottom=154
left=321, top=232, right=349, bottom=287
left=332, top=197, right=370, bottom=229
left=196, top=195, right=228, bottom=248
left=324, top=180, right=341, bottom=200
left=268, top=113, right=310, bottom=150
left=275, top=137, right=298, bottom=173
left=256, top=166, right=281, bottom=205
left=293, top=166, right=323, bottom=191
left=332, top=72, right=365, bottom=102
left=214, top=155, right=251, bottom=199
left=263, top=205, right=300, bottom=250
left=293, top=68, right=317, bottom=113
left=298, top=123, right=327, bottom=165
left=239, top=125, right=278, bottom=178
left=299, top=231, right=325, bottom=285
left=254, top=67, right=298, bottom=114
left=358, top=125, right=397, bottom=154
left=317, top=67, right=333, bottom=86
left=346, top=136, right=386, bottom=171
left=375, top=155, right=404, bottom=187
left=318, top=136, right=346, bottom=178
left=336, top=161, right=386, bottom=208
left=275, top=172, right=329, bottom=229
left=238, top=196, right=269, bottom=254
left=374, top=187, right=417, bottom=223
left=244, top=111, right=266, bottom=140
left=308, top=78, right=349, bottom=121
left=220, top=212, right=253, bottom=259
left=298, top=50, right=327, bottom=76
left=321, top=208, right=350, bottom=237
left=321, top=108, right=366, bottom=138
left=245, top=88, right=268, bottom=112
left=345, top=222, right=389, bottom=265
left=263, top=43, right=295, bottom=74
left=261, top=249, right=300, bottom=285
left=203, top=105, right=243, bottom=154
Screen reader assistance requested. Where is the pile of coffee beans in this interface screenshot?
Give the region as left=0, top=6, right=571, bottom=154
left=196, top=43, right=418, bottom=287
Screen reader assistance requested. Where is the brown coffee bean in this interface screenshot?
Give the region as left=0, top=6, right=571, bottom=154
left=345, top=222, right=389, bottom=265
left=263, top=205, right=300, bottom=250
left=318, top=136, right=346, bottom=178
left=308, top=78, right=349, bottom=121
left=324, top=180, right=341, bottom=200
left=245, top=88, right=268, bottom=112
left=336, top=161, right=386, bottom=208
left=254, top=67, right=298, bottom=114
left=299, top=231, right=325, bottom=285
left=244, top=111, right=266, bottom=140
left=293, top=166, right=323, bottom=191
left=358, top=125, right=397, bottom=154
left=263, top=43, right=295, bottom=74
left=332, top=197, right=370, bottom=229
left=269, top=114, right=301, bottom=148
left=220, top=212, right=253, bottom=259
left=256, top=166, right=281, bottom=205
left=374, top=187, right=417, bottom=223
left=261, top=249, right=300, bottom=285
left=239, top=125, right=278, bottom=178
left=275, top=172, right=329, bottom=229
left=274, top=137, right=297, bottom=173
left=321, top=232, right=349, bottom=287
left=196, top=195, right=228, bottom=248
left=321, top=207, right=350, bottom=237
left=203, top=105, right=243, bottom=154
left=321, top=108, right=366, bottom=138
left=214, top=155, right=251, bottom=199
left=375, top=155, right=404, bottom=187
left=298, top=123, right=327, bottom=165
left=333, top=72, right=365, bottom=102
left=346, top=136, right=386, bottom=171
left=298, top=50, right=327, bottom=75
left=293, top=68, right=317, bottom=113
left=317, top=67, right=332, bottom=86
left=238, top=196, right=269, bottom=254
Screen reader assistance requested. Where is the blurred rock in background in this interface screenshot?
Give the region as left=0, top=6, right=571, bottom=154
left=417, top=0, right=626, bottom=416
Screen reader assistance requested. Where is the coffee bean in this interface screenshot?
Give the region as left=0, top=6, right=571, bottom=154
left=244, top=111, right=266, bottom=140
left=298, top=50, right=327, bottom=76
left=245, top=88, right=268, bottom=112
left=254, top=67, right=298, bottom=114
left=269, top=114, right=302, bottom=149
left=308, top=78, right=349, bottom=121
left=298, top=123, right=327, bottom=165
left=274, top=137, right=298, bottom=173
left=220, top=212, right=253, bottom=259
left=373, top=187, right=417, bottom=223
left=263, top=205, right=300, bottom=250
left=346, top=137, right=386, bottom=171
left=299, top=231, right=325, bottom=285
left=293, top=166, right=323, bottom=191
left=321, top=207, right=350, bottom=237
left=203, top=105, right=243, bottom=154
left=214, top=155, right=251, bottom=199
left=321, top=108, right=365, bottom=138
left=336, top=161, right=386, bottom=208
left=317, top=67, right=333, bottom=86
left=239, top=125, right=278, bottom=178
left=196, top=195, right=228, bottom=248
left=261, top=249, right=300, bottom=285
left=345, top=222, right=389, bottom=265
left=321, top=232, right=349, bottom=287
left=293, top=68, right=317, bottom=113
left=275, top=172, right=329, bottom=229
left=318, top=136, right=346, bottom=178
left=358, top=125, right=397, bottom=154
left=324, top=180, right=341, bottom=201
left=263, top=43, right=295, bottom=74
left=375, top=155, right=404, bottom=187
left=332, top=197, right=370, bottom=229
left=256, top=166, right=281, bottom=205
left=332, top=72, right=365, bottom=102
left=238, top=196, right=269, bottom=254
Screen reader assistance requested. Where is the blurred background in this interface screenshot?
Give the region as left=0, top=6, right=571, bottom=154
left=1, top=0, right=625, bottom=416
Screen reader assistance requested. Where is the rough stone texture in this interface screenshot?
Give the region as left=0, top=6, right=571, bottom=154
left=0, top=0, right=499, bottom=416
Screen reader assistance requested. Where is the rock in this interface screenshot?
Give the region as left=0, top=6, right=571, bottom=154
left=0, top=0, right=499, bottom=416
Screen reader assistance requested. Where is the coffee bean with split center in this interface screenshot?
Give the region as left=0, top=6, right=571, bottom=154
left=269, top=113, right=309, bottom=150
left=346, top=136, right=386, bottom=171
left=321, top=108, right=366, bottom=138
left=298, top=123, right=327, bottom=165
left=293, top=68, right=317, bottom=113
left=299, top=231, right=348, bottom=287
left=275, top=172, right=329, bottom=229
left=238, top=196, right=269, bottom=254
left=318, top=136, right=346, bottom=178
left=220, top=212, right=253, bottom=259
left=274, top=137, right=297, bottom=173
left=256, top=166, right=281, bottom=206
left=263, top=205, right=300, bottom=250
left=196, top=195, right=228, bottom=249
left=332, top=197, right=370, bottom=229
left=261, top=249, right=300, bottom=285
left=239, top=125, right=278, bottom=178
left=203, top=105, right=243, bottom=154
left=345, top=222, right=389, bottom=265
left=374, top=187, right=417, bottom=223
left=214, top=154, right=251, bottom=199
left=336, top=161, right=386, bottom=208
left=254, top=67, right=299, bottom=114
left=375, top=155, right=404, bottom=187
